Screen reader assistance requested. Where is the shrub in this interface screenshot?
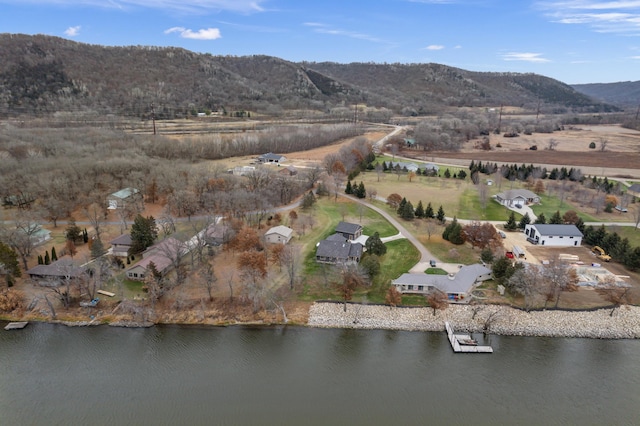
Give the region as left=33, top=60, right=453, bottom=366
left=589, top=141, right=596, bottom=149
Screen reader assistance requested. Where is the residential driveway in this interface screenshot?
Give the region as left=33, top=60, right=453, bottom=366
left=342, top=194, right=437, bottom=268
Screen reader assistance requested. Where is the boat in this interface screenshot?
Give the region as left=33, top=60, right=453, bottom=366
left=457, top=338, right=478, bottom=346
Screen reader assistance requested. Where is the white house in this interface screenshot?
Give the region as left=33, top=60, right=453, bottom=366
left=524, top=224, right=583, bottom=247
left=494, top=189, right=540, bottom=207
left=388, top=161, right=419, bottom=173
left=392, top=264, right=492, bottom=302
left=265, top=225, right=293, bottom=244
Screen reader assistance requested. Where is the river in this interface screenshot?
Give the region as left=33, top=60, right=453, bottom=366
left=1, top=323, right=639, bottom=425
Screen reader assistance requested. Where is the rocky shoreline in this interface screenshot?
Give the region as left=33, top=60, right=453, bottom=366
left=308, top=302, right=640, bottom=339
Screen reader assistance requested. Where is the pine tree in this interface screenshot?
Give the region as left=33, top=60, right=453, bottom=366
left=575, top=217, right=585, bottom=233
left=401, top=201, right=415, bottom=220
left=425, top=202, right=435, bottom=219
left=91, top=238, right=105, bottom=259
left=549, top=210, right=563, bottom=224
left=436, top=205, right=446, bottom=223
left=534, top=213, right=547, bottom=224
left=44, top=251, right=50, bottom=265
left=414, top=200, right=425, bottom=218
left=130, top=215, right=159, bottom=254
left=365, top=232, right=387, bottom=256
left=397, top=198, right=407, bottom=216
left=38, top=254, right=43, bottom=265
left=505, top=211, right=518, bottom=231
left=51, top=246, right=57, bottom=262
left=345, top=180, right=353, bottom=194
left=356, top=181, right=366, bottom=199
left=83, top=229, right=89, bottom=244
left=444, top=169, right=451, bottom=178
left=518, top=212, right=531, bottom=229
left=382, top=161, right=388, bottom=172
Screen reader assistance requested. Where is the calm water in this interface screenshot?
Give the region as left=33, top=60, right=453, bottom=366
left=1, top=323, right=639, bottom=425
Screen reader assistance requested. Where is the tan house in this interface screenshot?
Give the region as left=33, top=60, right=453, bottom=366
left=265, top=226, right=293, bottom=244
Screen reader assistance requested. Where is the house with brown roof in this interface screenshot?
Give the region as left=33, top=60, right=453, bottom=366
left=27, top=259, right=85, bottom=281
left=126, top=237, right=187, bottom=281
left=109, top=234, right=133, bottom=257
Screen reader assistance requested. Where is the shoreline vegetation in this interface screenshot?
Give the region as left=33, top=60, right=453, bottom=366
left=5, top=301, right=640, bottom=339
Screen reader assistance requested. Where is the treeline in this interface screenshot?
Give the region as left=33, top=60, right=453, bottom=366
left=582, top=225, right=640, bottom=271
left=0, top=124, right=349, bottom=221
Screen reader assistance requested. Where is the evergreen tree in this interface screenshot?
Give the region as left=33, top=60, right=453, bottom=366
left=444, top=168, right=451, bottom=178
left=83, top=229, right=89, bottom=244
left=624, top=247, right=640, bottom=271
left=425, top=202, right=435, bottom=219
left=401, top=201, right=415, bottom=220
left=44, top=251, right=50, bottom=265
left=130, top=215, right=159, bottom=254
left=549, top=210, right=563, bottom=224
left=345, top=180, right=353, bottom=194
left=51, top=246, right=57, bottom=262
left=480, top=247, right=494, bottom=264
left=37, top=254, right=43, bottom=265
left=0, top=241, right=21, bottom=285
left=458, top=170, right=467, bottom=179
left=414, top=201, right=425, bottom=219
left=436, top=205, right=446, bottom=223
left=534, top=213, right=547, bottom=224
left=65, top=219, right=82, bottom=243
left=574, top=217, right=585, bottom=233
left=397, top=197, right=407, bottom=216
left=301, top=191, right=317, bottom=210
left=356, top=181, right=366, bottom=199
left=518, top=212, right=531, bottom=230
left=382, top=161, right=388, bottom=172
left=365, top=232, right=387, bottom=256
left=90, top=238, right=106, bottom=259
left=505, top=211, right=518, bottom=231
left=443, top=217, right=463, bottom=244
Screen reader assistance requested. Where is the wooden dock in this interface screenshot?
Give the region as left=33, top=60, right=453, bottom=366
left=445, top=322, right=493, bottom=353
left=4, top=321, right=29, bottom=330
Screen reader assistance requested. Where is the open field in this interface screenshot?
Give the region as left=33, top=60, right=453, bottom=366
left=409, top=124, right=640, bottom=179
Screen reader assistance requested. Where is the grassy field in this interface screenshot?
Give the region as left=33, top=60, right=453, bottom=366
left=530, top=193, right=600, bottom=222
left=605, top=225, right=640, bottom=247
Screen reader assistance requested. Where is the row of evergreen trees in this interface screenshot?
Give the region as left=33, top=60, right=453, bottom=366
left=504, top=210, right=586, bottom=231
left=469, top=160, right=584, bottom=183
left=396, top=198, right=446, bottom=222
left=345, top=180, right=367, bottom=198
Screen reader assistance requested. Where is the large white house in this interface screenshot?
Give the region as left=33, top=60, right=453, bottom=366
left=494, top=189, right=540, bottom=207
left=524, top=224, right=583, bottom=247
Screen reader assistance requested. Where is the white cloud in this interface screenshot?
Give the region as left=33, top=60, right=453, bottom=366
left=164, top=27, right=222, bottom=40
left=304, top=22, right=385, bottom=43
left=64, top=25, right=81, bottom=37
left=631, top=55, right=640, bottom=58
left=502, top=52, right=551, bottom=63
left=425, top=44, right=445, bottom=50
left=4, top=0, right=266, bottom=14
left=537, top=1, right=640, bottom=35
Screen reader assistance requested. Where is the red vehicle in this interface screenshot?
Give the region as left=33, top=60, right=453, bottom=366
left=505, top=251, right=515, bottom=259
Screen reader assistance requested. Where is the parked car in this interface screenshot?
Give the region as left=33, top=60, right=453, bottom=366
left=499, top=231, right=506, bottom=238
left=514, top=204, right=522, bottom=209
left=615, top=205, right=628, bottom=213
left=429, top=259, right=437, bottom=267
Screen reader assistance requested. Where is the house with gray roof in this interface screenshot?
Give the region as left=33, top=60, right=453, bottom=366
left=524, top=224, right=583, bottom=247
left=127, top=237, right=187, bottom=281
left=257, top=152, right=286, bottom=164
left=494, top=189, right=540, bottom=207
left=27, top=259, right=86, bottom=281
left=315, top=239, right=363, bottom=264
left=392, top=264, right=492, bottom=302
left=109, top=234, right=133, bottom=257
left=628, top=183, right=640, bottom=199
left=388, top=161, right=420, bottom=173
left=265, top=225, right=293, bottom=244
left=335, top=221, right=363, bottom=241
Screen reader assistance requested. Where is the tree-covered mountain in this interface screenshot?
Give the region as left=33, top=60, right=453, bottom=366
left=572, top=81, right=640, bottom=108
left=0, top=33, right=615, bottom=119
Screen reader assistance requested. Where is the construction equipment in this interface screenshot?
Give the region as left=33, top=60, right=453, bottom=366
left=592, top=246, right=611, bottom=262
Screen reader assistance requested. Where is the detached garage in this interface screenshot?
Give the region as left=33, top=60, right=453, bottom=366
left=525, top=224, right=583, bottom=247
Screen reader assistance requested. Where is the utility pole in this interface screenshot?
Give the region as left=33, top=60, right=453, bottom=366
left=151, top=103, right=157, bottom=135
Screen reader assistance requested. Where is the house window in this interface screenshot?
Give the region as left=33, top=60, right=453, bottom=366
left=408, top=285, right=414, bottom=290
left=133, top=273, right=138, bottom=278
left=418, top=286, right=424, bottom=291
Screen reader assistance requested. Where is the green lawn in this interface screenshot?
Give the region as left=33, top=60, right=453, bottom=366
left=425, top=239, right=482, bottom=265
left=458, top=188, right=519, bottom=221
left=605, top=225, right=640, bottom=247
left=530, top=193, right=600, bottom=222
left=425, top=267, right=448, bottom=275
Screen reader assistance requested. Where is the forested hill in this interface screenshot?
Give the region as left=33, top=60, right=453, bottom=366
left=572, top=81, right=640, bottom=108
left=0, top=33, right=614, bottom=118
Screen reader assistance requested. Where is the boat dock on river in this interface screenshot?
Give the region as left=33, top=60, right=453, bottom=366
left=4, top=321, right=29, bottom=330
left=445, top=321, right=493, bottom=353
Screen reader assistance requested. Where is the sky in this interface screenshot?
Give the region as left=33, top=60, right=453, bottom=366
left=1, top=0, right=639, bottom=84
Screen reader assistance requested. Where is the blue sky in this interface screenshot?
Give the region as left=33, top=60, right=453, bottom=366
left=1, top=0, right=639, bottom=84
